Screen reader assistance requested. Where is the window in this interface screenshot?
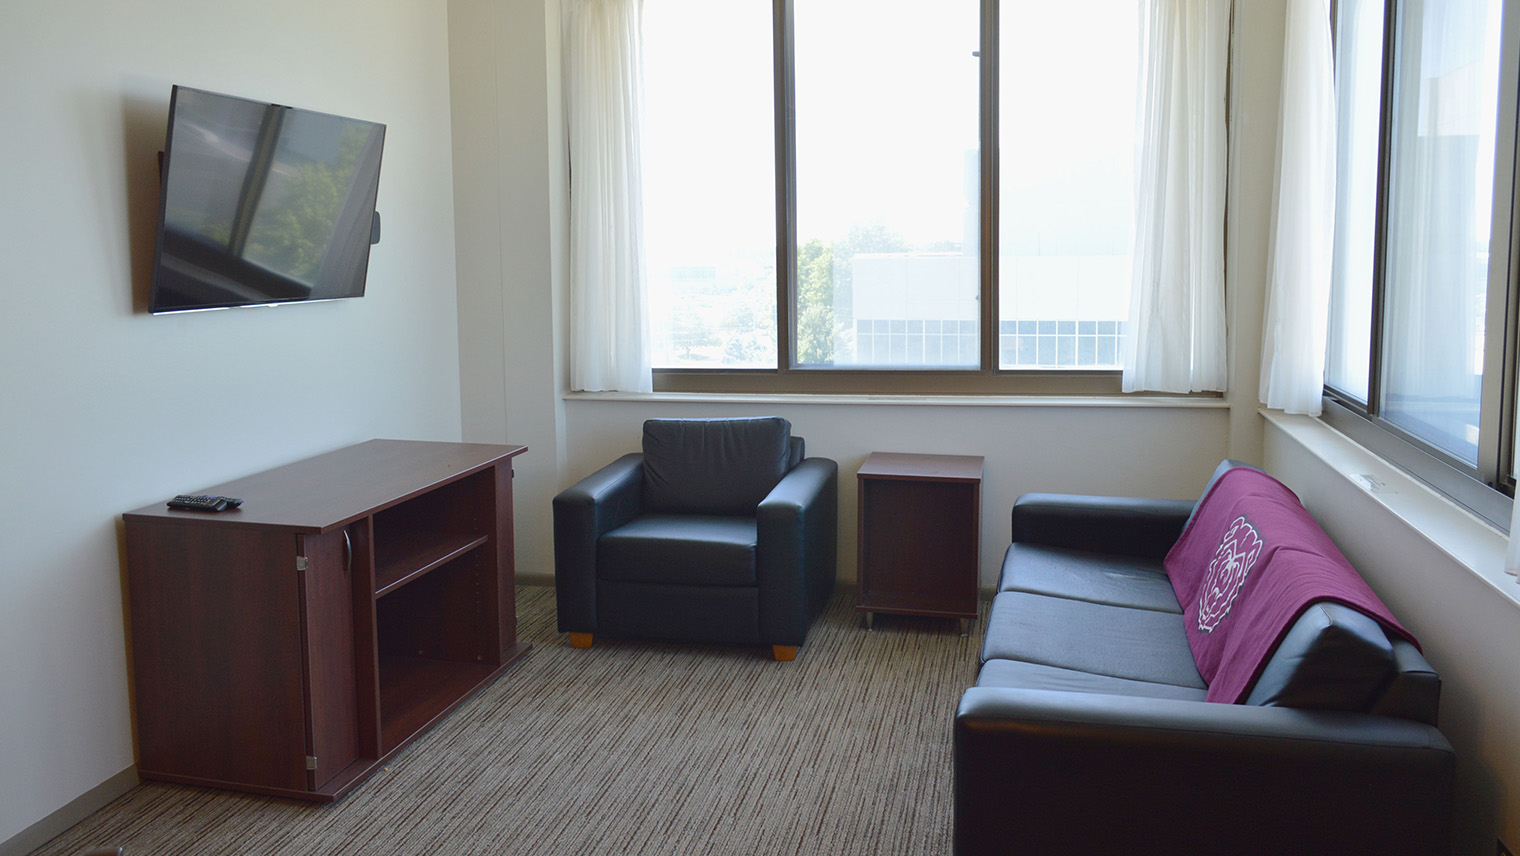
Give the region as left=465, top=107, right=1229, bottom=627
left=998, top=1, right=1137, bottom=370
left=642, top=0, right=778, bottom=369
left=1323, top=0, right=1518, bottom=525
left=795, top=0, right=981, bottom=369
left=641, top=0, right=1142, bottom=392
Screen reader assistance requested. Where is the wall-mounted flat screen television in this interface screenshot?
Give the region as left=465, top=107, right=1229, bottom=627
left=149, top=85, right=386, bottom=314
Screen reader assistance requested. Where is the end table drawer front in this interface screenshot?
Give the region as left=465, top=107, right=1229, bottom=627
left=860, top=479, right=979, bottom=613
left=856, top=452, right=983, bottom=622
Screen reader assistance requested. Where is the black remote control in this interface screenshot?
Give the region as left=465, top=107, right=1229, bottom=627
left=167, top=494, right=243, bottom=512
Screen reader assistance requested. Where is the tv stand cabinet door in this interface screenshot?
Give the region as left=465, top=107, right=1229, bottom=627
left=127, top=523, right=313, bottom=793
left=298, top=528, right=363, bottom=791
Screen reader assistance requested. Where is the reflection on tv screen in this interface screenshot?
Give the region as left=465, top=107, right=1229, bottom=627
left=150, top=86, right=385, bottom=313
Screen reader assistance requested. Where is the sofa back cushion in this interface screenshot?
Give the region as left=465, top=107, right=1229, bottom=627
left=1243, top=601, right=1397, bottom=712
left=642, top=417, right=794, bottom=515
left=1179, top=459, right=1258, bottom=535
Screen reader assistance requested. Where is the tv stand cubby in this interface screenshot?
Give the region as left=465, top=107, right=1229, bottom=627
left=123, top=439, right=530, bottom=801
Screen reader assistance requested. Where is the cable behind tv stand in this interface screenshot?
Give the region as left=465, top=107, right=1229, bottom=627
left=122, top=439, right=530, bottom=801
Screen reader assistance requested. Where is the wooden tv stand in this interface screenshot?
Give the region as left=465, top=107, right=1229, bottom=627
left=122, top=439, right=530, bottom=801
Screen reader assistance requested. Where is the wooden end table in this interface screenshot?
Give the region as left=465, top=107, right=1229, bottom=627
left=855, top=452, right=983, bottom=635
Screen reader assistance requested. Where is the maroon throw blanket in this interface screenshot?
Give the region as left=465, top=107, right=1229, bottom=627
left=1164, top=467, right=1416, bottom=704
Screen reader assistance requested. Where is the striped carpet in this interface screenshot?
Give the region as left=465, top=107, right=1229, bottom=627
left=33, top=586, right=985, bottom=856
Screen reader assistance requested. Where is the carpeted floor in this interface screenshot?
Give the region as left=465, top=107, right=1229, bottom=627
left=32, top=585, right=985, bottom=856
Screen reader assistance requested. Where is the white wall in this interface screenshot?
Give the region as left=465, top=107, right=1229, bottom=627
left=1266, top=420, right=1520, bottom=855
left=0, top=0, right=462, bottom=849
left=1225, top=0, right=1285, bottom=465
left=449, top=0, right=569, bottom=583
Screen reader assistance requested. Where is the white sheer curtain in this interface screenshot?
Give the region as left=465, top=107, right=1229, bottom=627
left=1259, top=0, right=1336, bottom=415
left=564, top=0, right=653, bottom=393
left=1124, top=0, right=1231, bottom=394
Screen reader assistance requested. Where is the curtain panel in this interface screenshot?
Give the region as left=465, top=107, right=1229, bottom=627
left=1124, top=0, right=1231, bottom=394
left=564, top=0, right=653, bottom=393
left=1259, top=0, right=1336, bottom=415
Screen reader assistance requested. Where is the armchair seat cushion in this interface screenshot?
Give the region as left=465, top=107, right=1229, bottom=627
left=597, top=515, right=758, bottom=587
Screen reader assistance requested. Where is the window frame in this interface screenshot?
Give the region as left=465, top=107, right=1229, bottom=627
left=651, top=0, right=1131, bottom=396
left=1321, top=0, right=1520, bottom=529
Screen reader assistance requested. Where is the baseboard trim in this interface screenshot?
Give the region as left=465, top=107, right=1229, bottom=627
left=0, top=767, right=138, bottom=856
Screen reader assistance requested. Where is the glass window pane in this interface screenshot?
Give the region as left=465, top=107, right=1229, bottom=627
left=794, top=0, right=981, bottom=368
left=1325, top=0, right=1385, bottom=401
left=1380, top=0, right=1503, bottom=465
left=997, top=1, right=1137, bottom=370
left=643, top=0, right=777, bottom=369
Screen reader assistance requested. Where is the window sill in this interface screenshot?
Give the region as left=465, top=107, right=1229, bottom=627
left=563, top=390, right=1229, bottom=409
left=1262, top=409, right=1520, bottom=608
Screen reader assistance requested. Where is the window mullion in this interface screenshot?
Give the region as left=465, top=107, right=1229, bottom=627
left=774, top=0, right=797, bottom=373
left=979, top=0, right=999, bottom=372
left=1363, top=0, right=1399, bottom=417
left=1480, top=0, right=1520, bottom=488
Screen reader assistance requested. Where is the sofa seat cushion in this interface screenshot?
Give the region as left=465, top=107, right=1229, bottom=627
left=997, top=543, right=1182, bottom=613
left=982, top=591, right=1206, bottom=688
left=977, top=658, right=1208, bottom=702
left=598, top=515, right=757, bottom=587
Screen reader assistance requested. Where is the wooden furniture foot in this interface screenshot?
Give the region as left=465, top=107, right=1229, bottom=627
left=569, top=633, right=593, bottom=649
left=772, top=645, right=798, bottom=662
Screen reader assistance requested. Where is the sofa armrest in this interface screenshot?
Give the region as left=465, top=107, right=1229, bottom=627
left=954, top=687, right=1454, bottom=856
left=1010, top=493, right=1195, bottom=560
left=552, top=453, right=644, bottom=633
left=757, top=457, right=839, bottom=645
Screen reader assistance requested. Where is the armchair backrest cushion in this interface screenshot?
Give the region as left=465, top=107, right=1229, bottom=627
left=642, top=417, right=794, bottom=515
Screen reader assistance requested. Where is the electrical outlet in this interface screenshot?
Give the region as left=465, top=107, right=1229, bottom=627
left=1498, top=839, right=1513, bottom=856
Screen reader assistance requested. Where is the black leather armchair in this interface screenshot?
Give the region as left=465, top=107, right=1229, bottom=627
left=553, top=417, right=838, bottom=660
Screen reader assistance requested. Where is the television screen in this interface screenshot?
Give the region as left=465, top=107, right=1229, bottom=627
left=149, top=85, right=386, bottom=313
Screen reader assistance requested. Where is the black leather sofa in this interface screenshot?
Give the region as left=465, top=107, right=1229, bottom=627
left=954, top=462, right=1456, bottom=855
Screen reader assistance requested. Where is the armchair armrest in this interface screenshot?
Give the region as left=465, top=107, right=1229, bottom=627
left=954, top=687, right=1454, bottom=855
left=1011, top=493, right=1195, bottom=560
left=757, top=457, right=839, bottom=645
left=553, top=453, right=644, bottom=633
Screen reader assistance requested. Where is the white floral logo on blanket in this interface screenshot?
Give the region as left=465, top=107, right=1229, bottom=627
left=1197, top=515, right=1263, bottom=633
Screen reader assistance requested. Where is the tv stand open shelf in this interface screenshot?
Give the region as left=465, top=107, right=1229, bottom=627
left=123, top=439, right=530, bottom=801
left=374, top=533, right=489, bottom=596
